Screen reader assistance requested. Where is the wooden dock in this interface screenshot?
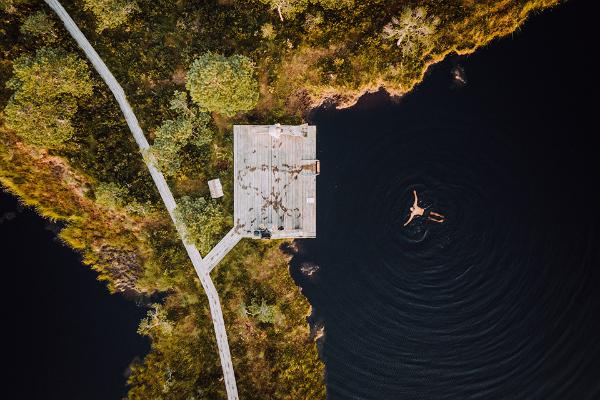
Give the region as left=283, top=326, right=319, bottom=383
left=233, top=124, right=318, bottom=239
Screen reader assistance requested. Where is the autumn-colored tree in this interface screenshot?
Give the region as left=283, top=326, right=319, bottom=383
left=186, top=53, right=259, bottom=117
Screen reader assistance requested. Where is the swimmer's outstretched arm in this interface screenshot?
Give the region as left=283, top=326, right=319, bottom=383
left=412, top=190, right=419, bottom=207
left=404, top=214, right=415, bottom=226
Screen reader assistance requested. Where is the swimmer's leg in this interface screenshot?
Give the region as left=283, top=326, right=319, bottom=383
left=428, top=212, right=445, bottom=223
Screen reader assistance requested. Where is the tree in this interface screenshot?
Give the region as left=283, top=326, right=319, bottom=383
left=259, top=0, right=307, bottom=21
left=149, top=91, right=213, bottom=176
left=186, top=53, right=259, bottom=117
left=246, top=297, right=278, bottom=324
left=138, top=304, right=174, bottom=338
left=4, top=47, right=93, bottom=149
left=7, top=47, right=93, bottom=102
left=382, top=7, right=440, bottom=57
left=3, top=98, right=76, bottom=148
left=173, top=196, right=230, bottom=255
left=255, top=0, right=352, bottom=21
left=20, top=11, right=58, bottom=42
left=261, top=23, right=276, bottom=40
left=82, top=0, right=138, bottom=32
left=0, top=0, right=31, bottom=13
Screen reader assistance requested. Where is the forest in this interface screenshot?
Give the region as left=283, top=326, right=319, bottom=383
left=0, top=0, right=559, bottom=398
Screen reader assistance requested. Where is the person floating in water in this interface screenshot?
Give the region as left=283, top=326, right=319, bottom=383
left=403, top=190, right=445, bottom=226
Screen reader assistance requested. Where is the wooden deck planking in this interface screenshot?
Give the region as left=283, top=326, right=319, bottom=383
left=234, top=125, right=317, bottom=238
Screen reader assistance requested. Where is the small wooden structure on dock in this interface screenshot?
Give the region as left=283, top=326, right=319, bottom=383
left=234, top=124, right=318, bottom=239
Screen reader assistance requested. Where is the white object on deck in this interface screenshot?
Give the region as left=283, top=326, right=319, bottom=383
left=208, top=178, right=224, bottom=199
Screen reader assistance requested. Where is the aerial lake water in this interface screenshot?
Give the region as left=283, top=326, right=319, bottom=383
left=294, top=0, right=600, bottom=399
left=1, top=192, right=149, bottom=399
left=3, top=0, right=599, bottom=398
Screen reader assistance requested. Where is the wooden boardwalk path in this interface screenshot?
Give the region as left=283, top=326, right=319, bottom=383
left=204, top=229, right=243, bottom=274
left=43, top=1, right=239, bottom=398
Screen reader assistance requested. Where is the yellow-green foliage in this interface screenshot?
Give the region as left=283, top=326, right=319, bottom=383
left=129, top=241, right=325, bottom=399
left=173, top=195, right=230, bottom=255
left=186, top=53, right=260, bottom=117
left=4, top=47, right=93, bottom=149
left=82, top=0, right=138, bottom=32
left=149, top=91, right=213, bottom=177
left=19, top=10, right=57, bottom=42
left=0, top=124, right=155, bottom=293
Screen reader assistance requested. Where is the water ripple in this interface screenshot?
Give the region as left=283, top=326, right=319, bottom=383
left=290, top=120, right=600, bottom=400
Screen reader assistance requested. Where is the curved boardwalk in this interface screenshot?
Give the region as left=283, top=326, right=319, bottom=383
left=43, top=1, right=239, bottom=398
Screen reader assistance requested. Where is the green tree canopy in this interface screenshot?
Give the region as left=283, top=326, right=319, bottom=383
left=186, top=53, right=259, bottom=117
left=7, top=47, right=93, bottom=101
left=246, top=297, right=278, bottom=324
left=4, top=47, right=93, bottom=149
left=174, top=196, right=230, bottom=255
left=149, top=91, right=213, bottom=176
left=94, top=181, right=152, bottom=215
left=3, top=98, right=76, bottom=148
left=314, top=0, right=354, bottom=10
left=83, top=0, right=138, bottom=32
left=20, top=11, right=58, bottom=42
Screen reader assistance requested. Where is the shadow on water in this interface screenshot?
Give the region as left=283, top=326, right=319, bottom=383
left=292, top=1, right=600, bottom=399
left=1, top=191, right=149, bottom=399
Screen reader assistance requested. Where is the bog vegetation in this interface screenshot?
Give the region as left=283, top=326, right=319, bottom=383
left=0, top=0, right=559, bottom=398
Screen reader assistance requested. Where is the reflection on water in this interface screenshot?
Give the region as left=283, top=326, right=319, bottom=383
left=292, top=2, right=600, bottom=399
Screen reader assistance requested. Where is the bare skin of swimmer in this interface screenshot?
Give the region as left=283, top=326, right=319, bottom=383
left=404, top=190, right=445, bottom=226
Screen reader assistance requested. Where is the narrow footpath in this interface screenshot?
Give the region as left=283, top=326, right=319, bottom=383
left=43, top=1, right=239, bottom=398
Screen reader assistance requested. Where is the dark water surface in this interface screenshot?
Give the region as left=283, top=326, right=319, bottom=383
left=1, top=192, right=149, bottom=399
left=296, top=1, right=600, bottom=399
